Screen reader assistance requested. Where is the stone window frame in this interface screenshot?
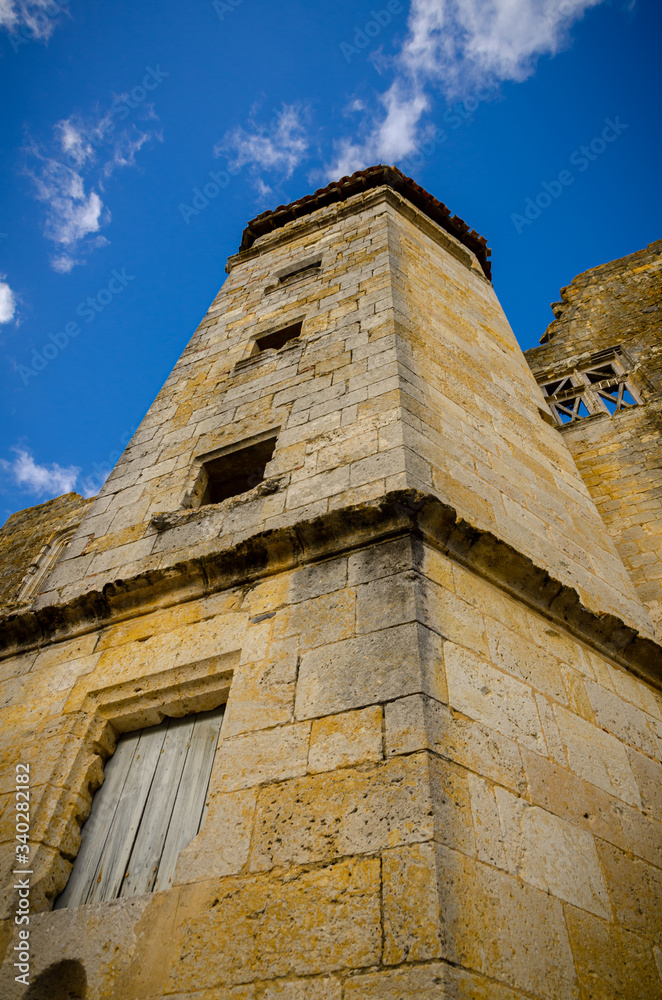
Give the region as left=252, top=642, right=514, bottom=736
left=183, top=428, right=282, bottom=509
left=17, top=525, right=79, bottom=603
left=38, top=652, right=238, bottom=912
left=539, top=348, right=642, bottom=426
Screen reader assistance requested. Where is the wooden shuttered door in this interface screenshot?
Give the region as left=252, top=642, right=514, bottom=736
left=56, top=706, right=224, bottom=908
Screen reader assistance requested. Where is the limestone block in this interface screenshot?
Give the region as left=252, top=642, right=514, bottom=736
left=521, top=749, right=626, bottom=849
left=0, top=893, right=155, bottom=1000
left=222, top=638, right=298, bottom=738
left=626, top=746, right=662, bottom=820
left=535, top=693, right=567, bottom=765
left=384, top=694, right=526, bottom=793
left=445, top=643, right=547, bottom=754
left=286, top=467, right=350, bottom=510
left=468, top=775, right=508, bottom=869
left=343, top=962, right=527, bottom=999
left=347, top=536, right=416, bottom=586
left=485, top=620, right=567, bottom=703
left=553, top=704, right=642, bottom=807
left=289, top=557, right=348, bottom=604
left=249, top=754, right=463, bottom=872
left=260, top=978, right=342, bottom=1000
left=565, top=904, right=662, bottom=1000
left=432, top=843, right=577, bottom=999
left=382, top=842, right=442, bottom=964
left=355, top=571, right=418, bottom=634
left=308, top=706, right=383, bottom=773
left=174, top=787, right=258, bottom=884
left=493, top=786, right=610, bottom=917
left=167, top=859, right=381, bottom=992
left=420, top=580, right=488, bottom=656
left=274, top=587, right=355, bottom=650
left=295, top=623, right=446, bottom=720
left=596, top=840, right=662, bottom=944
left=585, top=678, right=660, bottom=757
left=213, top=721, right=311, bottom=792
left=605, top=661, right=662, bottom=720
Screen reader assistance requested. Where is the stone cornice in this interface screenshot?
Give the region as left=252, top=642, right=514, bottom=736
left=1, top=490, right=660, bottom=689
left=226, top=186, right=486, bottom=282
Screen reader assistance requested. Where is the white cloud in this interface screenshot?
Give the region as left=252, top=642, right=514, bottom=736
left=0, top=0, right=69, bottom=41
left=1, top=448, right=79, bottom=499
left=25, top=112, right=156, bottom=272
left=217, top=103, right=309, bottom=184
left=327, top=0, right=608, bottom=177
left=0, top=277, right=16, bottom=324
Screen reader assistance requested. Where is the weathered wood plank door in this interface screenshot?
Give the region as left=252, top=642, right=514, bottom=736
left=55, top=705, right=225, bottom=908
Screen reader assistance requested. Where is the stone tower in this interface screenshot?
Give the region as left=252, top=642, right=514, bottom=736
left=1, top=167, right=661, bottom=999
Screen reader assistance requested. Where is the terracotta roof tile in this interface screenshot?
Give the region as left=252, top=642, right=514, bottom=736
left=239, top=164, right=492, bottom=280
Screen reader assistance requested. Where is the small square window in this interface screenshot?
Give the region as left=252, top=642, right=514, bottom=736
left=198, top=435, right=278, bottom=505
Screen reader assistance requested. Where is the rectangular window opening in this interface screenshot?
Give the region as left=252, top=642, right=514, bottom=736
left=278, top=260, right=321, bottom=286
left=54, top=705, right=225, bottom=908
left=200, top=435, right=278, bottom=505
left=254, top=322, right=302, bottom=354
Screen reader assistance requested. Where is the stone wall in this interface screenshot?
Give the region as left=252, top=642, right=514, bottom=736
left=0, top=176, right=660, bottom=999
left=29, top=188, right=653, bottom=639
left=0, top=507, right=660, bottom=999
left=0, top=493, right=91, bottom=614
left=526, top=240, right=662, bottom=633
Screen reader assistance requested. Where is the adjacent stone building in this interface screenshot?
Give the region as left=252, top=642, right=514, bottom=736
left=0, top=166, right=660, bottom=999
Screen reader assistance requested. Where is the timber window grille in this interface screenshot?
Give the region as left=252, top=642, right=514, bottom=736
left=55, top=706, right=224, bottom=908
left=539, top=351, right=641, bottom=426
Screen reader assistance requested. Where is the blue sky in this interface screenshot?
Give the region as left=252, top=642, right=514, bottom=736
left=0, top=0, right=659, bottom=522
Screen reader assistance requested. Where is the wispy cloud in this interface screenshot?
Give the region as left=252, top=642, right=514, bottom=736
left=0, top=0, right=69, bottom=43
left=216, top=103, right=310, bottom=191
left=327, top=0, right=608, bottom=177
left=24, top=103, right=159, bottom=272
left=1, top=448, right=80, bottom=499
left=0, top=277, right=17, bottom=324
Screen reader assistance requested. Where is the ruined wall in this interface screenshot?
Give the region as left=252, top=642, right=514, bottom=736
left=0, top=493, right=91, bottom=614
left=526, top=240, right=662, bottom=632
left=0, top=513, right=660, bottom=999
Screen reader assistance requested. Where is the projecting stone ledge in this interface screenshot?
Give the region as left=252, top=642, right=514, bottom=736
left=1, top=489, right=660, bottom=689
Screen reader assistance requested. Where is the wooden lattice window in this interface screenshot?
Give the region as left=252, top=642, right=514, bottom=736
left=540, top=351, right=641, bottom=426
left=55, top=706, right=224, bottom=908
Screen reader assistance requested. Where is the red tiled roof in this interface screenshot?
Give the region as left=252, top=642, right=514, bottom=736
left=239, top=164, right=492, bottom=280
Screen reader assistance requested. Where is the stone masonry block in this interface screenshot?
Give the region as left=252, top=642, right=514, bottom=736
left=295, top=623, right=446, bottom=720
left=308, top=705, right=383, bottom=773
left=445, top=643, right=547, bottom=755
left=167, top=859, right=381, bottom=991
left=385, top=694, right=526, bottom=794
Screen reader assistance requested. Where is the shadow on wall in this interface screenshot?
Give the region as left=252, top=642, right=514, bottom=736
left=25, top=959, right=87, bottom=1000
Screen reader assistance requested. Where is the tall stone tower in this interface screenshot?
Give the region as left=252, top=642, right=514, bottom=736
left=1, top=167, right=661, bottom=999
